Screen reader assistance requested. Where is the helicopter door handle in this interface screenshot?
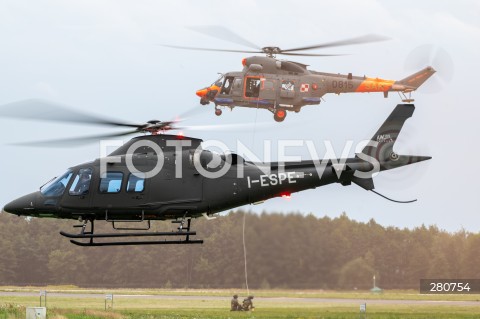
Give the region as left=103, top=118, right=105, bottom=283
left=133, top=195, right=143, bottom=200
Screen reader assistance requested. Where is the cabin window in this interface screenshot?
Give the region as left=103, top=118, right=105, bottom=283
left=280, top=80, right=295, bottom=98
left=127, top=173, right=145, bottom=193
left=220, top=76, right=235, bottom=95
left=69, top=168, right=93, bottom=196
left=99, top=172, right=123, bottom=193
left=245, top=77, right=261, bottom=97
left=40, top=170, right=73, bottom=197
left=281, top=80, right=295, bottom=91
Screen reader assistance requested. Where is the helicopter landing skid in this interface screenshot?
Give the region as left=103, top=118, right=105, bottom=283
left=60, top=218, right=203, bottom=246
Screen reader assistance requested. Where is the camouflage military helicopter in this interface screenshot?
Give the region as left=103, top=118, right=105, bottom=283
left=2, top=100, right=430, bottom=246
left=165, top=27, right=436, bottom=122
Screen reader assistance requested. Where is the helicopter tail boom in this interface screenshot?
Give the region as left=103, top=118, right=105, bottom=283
left=322, top=67, right=435, bottom=96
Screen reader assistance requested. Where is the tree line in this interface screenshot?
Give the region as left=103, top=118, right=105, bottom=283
left=0, top=211, right=478, bottom=290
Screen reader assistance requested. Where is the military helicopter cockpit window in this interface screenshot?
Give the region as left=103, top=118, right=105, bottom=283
left=211, top=74, right=225, bottom=88
left=40, top=170, right=73, bottom=197
left=245, top=77, right=261, bottom=98
left=220, top=76, right=235, bottom=95
left=127, top=173, right=145, bottom=193
left=99, top=172, right=124, bottom=193
left=233, top=78, right=242, bottom=89
left=69, top=168, right=93, bottom=196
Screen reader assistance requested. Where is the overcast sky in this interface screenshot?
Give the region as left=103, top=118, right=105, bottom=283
left=0, top=0, right=479, bottom=232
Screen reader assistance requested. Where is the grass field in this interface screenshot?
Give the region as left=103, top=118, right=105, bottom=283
left=1, top=287, right=480, bottom=319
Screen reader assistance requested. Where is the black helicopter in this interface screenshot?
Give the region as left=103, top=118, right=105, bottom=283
left=165, top=26, right=435, bottom=122
left=2, top=101, right=430, bottom=246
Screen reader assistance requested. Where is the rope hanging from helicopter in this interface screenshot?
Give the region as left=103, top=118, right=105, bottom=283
left=242, top=98, right=260, bottom=296
left=240, top=91, right=263, bottom=296
left=242, top=211, right=249, bottom=295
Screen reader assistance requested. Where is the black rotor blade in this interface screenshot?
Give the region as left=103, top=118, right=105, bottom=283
left=280, top=52, right=346, bottom=57
left=12, top=130, right=139, bottom=148
left=161, top=44, right=261, bottom=54
left=281, top=34, right=390, bottom=53
left=187, top=25, right=261, bottom=50
left=0, top=99, right=143, bottom=128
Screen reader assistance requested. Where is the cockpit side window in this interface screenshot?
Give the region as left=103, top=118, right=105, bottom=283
left=99, top=172, right=123, bottom=193
left=40, top=170, right=73, bottom=197
left=220, top=76, right=235, bottom=95
left=233, top=78, right=242, bottom=89
left=69, top=168, right=93, bottom=196
left=126, top=173, right=145, bottom=193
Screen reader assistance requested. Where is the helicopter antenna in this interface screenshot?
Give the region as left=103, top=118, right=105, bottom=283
left=370, top=189, right=417, bottom=204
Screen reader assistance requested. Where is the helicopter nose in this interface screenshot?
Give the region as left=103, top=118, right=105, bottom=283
left=3, top=192, right=37, bottom=216
left=196, top=88, right=208, bottom=98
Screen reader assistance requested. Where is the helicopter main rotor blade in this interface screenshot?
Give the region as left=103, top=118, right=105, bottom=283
left=0, top=99, right=143, bottom=128
left=187, top=25, right=262, bottom=50
left=161, top=44, right=261, bottom=54
left=281, top=34, right=390, bottom=53
left=12, top=130, right=140, bottom=148
left=280, top=52, right=346, bottom=57
left=182, top=122, right=274, bottom=132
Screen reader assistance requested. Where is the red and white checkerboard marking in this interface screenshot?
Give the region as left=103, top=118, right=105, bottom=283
left=300, top=83, right=309, bottom=92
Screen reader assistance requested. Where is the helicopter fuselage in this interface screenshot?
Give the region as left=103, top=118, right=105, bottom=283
left=5, top=135, right=354, bottom=222
left=196, top=56, right=435, bottom=122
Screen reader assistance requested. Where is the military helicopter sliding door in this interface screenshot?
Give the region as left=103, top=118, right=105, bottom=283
left=259, top=78, right=276, bottom=101
left=243, top=76, right=277, bottom=107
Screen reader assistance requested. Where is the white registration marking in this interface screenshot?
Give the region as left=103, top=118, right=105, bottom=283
left=247, top=172, right=300, bottom=189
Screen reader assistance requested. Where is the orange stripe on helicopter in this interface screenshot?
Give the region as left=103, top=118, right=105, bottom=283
left=355, top=78, right=395, bottom=93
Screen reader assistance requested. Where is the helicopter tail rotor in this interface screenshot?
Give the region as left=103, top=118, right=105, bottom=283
left=404, top=44, right=454, bottom=94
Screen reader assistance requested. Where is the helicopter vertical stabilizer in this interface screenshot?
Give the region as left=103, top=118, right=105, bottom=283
left=395, top=66, right=436, bottom=90
left=359, top=104, right=431, bottom=171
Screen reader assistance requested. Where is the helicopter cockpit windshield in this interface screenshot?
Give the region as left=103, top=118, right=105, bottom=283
left=211, top=74, right=225, bottom=88
left=40, top=170, right=73, bottom=197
